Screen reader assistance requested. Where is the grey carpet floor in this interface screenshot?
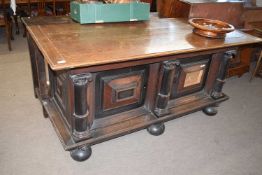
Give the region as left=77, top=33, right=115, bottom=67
left=0, top=28, right=262, bottom=175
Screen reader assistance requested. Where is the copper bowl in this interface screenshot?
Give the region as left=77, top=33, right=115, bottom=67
left=188, top=18, right=235, bottom=39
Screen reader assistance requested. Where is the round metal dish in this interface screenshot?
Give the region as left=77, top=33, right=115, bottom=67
left=188, top=18, right=235, bottom=39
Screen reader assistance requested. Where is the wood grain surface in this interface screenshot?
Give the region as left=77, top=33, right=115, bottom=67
left=23, top=15, right=262, bottom=70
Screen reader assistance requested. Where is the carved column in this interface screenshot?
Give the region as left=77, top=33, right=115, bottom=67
left=211, top=52, right=232, bottom=99
left=154, top=61, right=180, bottom=117
left=70, top=73, right=92, bottom=140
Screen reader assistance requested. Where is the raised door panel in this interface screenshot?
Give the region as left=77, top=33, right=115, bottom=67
left=172, top=59, right=210, bottom=98
left=95, top=66, right=148, bottom=118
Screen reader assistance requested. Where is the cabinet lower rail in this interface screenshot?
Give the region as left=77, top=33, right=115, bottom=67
left=42, top=94, right=228, bottom=152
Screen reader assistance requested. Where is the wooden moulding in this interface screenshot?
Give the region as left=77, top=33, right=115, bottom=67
left=95, top=66, right=148, bottom=118
left=43, top=93, right=228, bottom=151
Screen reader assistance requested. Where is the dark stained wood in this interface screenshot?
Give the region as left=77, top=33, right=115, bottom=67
left=204, top=53, right=223, bottom=94
left=27, top=35, right=40, bottom=98
left=43, top=98, right=75, bottom=148
left=211, top=52, right=231, bottom=99
left=103, top=74, right=142, bottom=110
left=34, top=44, right=49, bottom=100
left=24, top=15, right=262, bottom=161
left=95, top=66, right=148, bottom=118
left=154, top=61, right=177, bottom=116
left=70, top=73, right=93, bottom=140
left=46, top=93, right=228, bottom=151
left=144, top=63, right=160, bottom=111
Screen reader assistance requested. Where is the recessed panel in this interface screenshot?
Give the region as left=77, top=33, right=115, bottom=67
left=95, top=66, right=148, bottom=118
left=54, top=73, right=67, bottom=110
left=103, top=74, right=142, bottom=111
left=117, top=88, right=135, bottom=101
left=171, top=56, right=211, bottom=98
left=184, top=69, right=204, bottom=87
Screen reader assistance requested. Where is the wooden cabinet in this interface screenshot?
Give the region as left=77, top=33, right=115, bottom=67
left=23, top=16, right=261, bottom=162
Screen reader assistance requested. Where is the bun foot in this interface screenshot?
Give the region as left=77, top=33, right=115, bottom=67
left=147, top=123, right=165, bottom=136
left=70, top=145, right=92, bottom=162
left=202, top=106, right=217, bottom=116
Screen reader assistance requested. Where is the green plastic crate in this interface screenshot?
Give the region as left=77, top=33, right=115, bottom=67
left=70, top=1, right=150, bottom=24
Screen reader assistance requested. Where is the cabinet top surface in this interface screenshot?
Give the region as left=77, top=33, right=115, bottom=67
left=23, top=15, right=261, bottom=70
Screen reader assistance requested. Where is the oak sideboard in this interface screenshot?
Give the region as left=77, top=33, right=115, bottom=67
left=23, top=15, right=262, bottom=161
